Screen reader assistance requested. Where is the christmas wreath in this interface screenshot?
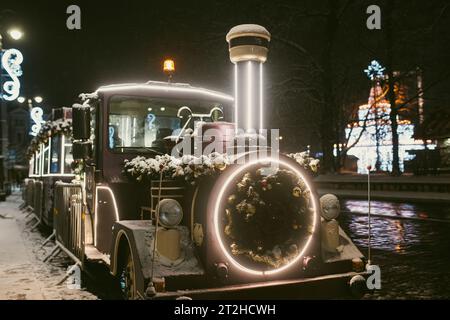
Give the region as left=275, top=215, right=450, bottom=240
left=220, top=167, right=315, bottom=271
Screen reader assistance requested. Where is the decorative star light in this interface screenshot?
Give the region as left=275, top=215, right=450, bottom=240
left=364, top=60, right=385, bottom=80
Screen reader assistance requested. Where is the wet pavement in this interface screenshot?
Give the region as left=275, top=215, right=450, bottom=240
left=340, top=199, right=450, bottom=299
left=2, top=191, right=449, bottom=299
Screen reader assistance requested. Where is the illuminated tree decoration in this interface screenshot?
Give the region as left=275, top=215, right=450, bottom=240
left=344, top=83, right=435, bottom=173
left=364, top=60, right=385, bottom=80
left=1, top=48, right=24, bottom=101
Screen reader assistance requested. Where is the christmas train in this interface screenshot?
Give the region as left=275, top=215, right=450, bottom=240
left=22, top=24, right=369, bottom=299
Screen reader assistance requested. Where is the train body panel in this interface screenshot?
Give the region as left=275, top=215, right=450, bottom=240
left=110, top=220, right=204, bottom=298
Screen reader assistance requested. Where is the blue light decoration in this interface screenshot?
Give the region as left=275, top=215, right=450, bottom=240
left=1, top=48, right=23, bottom=101
left=364, top=60, right=385, bottom=80
left=109, top=126, right=115, bottom=149
left=146, top=113, right=156, bottom=129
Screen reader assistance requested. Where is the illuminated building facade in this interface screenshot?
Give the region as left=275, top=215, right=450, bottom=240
left=345, top=83, right=435, bottom=173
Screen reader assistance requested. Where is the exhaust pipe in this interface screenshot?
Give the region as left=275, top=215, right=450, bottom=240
left=226, top=24, right=271, bottom=134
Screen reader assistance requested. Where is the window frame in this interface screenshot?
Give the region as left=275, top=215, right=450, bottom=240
left=106, top=94, right=228, bottom=154
left=42, top=138, right=51, bottom=175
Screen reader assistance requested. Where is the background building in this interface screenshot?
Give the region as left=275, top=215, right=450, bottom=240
left=7, top=104, right=30, bottom=187
left=344, top=83, right=434, bottom=173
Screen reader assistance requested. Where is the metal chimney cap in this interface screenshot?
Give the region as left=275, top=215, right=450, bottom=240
left=226, top=24, right=271, bottom=42
left=226, top=24, right=271, bottom=63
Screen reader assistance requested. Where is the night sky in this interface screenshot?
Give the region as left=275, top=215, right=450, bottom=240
left=2, top=0, right=450, bottom=151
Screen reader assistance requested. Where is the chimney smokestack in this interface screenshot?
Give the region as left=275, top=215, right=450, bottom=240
left=226, top=24, right=271, bottom=133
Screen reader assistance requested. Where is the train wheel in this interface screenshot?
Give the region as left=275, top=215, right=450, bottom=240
left=118, top=246, right=136, bottom=300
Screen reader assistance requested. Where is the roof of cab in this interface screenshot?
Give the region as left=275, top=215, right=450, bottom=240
left=95, top=81, right=234, bottom=102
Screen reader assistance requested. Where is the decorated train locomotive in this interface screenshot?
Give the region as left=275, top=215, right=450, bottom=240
left=23, top=24, right=368, bottom=299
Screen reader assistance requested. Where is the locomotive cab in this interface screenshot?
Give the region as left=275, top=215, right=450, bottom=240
left=70, top=82, right=241, bottom=297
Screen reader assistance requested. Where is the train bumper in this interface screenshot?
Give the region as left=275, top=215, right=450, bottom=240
left=149, top=271, right=369, bottom=300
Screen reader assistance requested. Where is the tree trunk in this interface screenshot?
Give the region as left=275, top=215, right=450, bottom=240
left=386, top=0, right=401, bottom=175
left=320, top=0, right=339, bottom=173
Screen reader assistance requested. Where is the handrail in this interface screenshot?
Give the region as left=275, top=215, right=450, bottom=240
left=53, top=182, right=85, bottom=266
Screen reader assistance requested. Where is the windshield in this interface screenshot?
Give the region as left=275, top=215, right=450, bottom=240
left=108, top=95, right=231, bottom=153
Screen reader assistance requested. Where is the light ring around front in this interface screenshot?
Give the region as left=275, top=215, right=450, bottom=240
left=212, top=157, right=318, bottom=276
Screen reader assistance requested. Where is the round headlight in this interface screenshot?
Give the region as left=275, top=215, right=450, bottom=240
left=156, top=199, right=183, bottom=228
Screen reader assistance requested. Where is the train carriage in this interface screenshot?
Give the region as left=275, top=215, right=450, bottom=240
left=24, top=107, right=74, bottom=228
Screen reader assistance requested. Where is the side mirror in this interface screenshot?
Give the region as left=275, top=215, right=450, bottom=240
left=73, top=140, right=92, bottom=160
left=72, top=104, right=91, bottom=140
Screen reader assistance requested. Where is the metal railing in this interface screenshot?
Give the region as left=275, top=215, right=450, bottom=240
left=25, top=179, right=35, bottom=210
left=20, top=179, right=42, bottom=230
left=45, top=182, right=84, bottom=267
left=33, top=181, right=43, bottom=222
left=140, top=180, right=185, bottom=220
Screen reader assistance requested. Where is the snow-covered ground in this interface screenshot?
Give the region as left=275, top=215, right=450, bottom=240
left=0, top=193, right=98, bottom=300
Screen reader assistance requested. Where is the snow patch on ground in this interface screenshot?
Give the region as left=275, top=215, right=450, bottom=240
left=0, top=193, right=98, bottom=300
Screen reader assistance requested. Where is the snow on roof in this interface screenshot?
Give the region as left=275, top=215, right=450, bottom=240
left=226, top=24, right=271, bottom=41
left=94, top=81, right=234, bottom=102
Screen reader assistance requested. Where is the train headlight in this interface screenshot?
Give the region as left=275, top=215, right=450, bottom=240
left=156, top=199, right=183, bottom=228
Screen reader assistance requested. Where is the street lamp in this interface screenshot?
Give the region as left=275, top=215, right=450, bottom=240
left=0, top=26, right=24, bottom=198
left=18, top=95, right=44, bottom=108
left=7, top=28, right=23, bottom=41
left=0, top=28, right=23, bottom=49
left=0, top=16, right=25, bottom=197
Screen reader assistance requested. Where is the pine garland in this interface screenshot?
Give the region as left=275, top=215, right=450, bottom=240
left=123, top=152, right=230, bottom=184
left=26, top=119, right=72, bottom=159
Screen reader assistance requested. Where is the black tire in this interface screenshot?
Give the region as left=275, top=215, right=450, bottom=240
left=117, top=245, right=136, bottom=300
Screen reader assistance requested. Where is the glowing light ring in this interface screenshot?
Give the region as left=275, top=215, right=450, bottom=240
left=1, top=49, right=23, bottom=101
left=212, top=157, right=318, bottom=276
